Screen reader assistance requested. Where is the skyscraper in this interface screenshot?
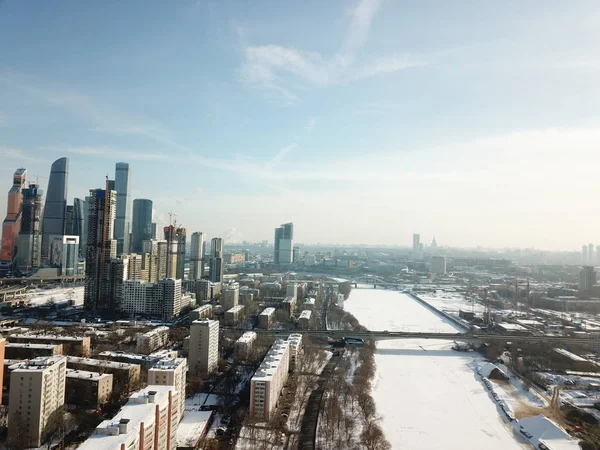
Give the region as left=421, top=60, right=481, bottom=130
left=16, top=183, right=43, bottom=270
left=163, top=225, right=186, bottom=279
left=190, top=232, right=205, bottom=280
left=41, top=157, right=69, bottom=258
left=114, top=162, right=132, bottom=255
left=582, top=245, right=588, bottom=263
left=274, top=223, right=293, bottom=265
left=131, top=199, right=153, bottom=253
left=209, top=237, right=223, bottom=282
left=413, top=234, right=421, bottom=253
left=84, top=180, right=120, bottom=316
left=0, top=168, right=26, bottom=268
left=589, top=243, right=594, bottom=263
left=72, top=198, right=85, bottom=249
left=579, top=266, right=597, bottom=292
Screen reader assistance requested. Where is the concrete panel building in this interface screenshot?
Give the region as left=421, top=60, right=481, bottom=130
left=287, top=334, right=303, bottom=372
left=221, top=283, right=239, bottom=310
left=8, top=356, right=67, bottom=448
left=234, top=331, right=257, bottom=361
left=65, top=369, right=113, bottom=409
left=250, top=340, right=290, bottom=420
left=7, top=334, right=90, bottom=357
left=189, top=304, right=213, bottom=321
left=224, top=305, right=244, bottom=326
left=299, top=310, right=312, bottom=330
left=5, top=343, right=62, bottom=359
left=66, top=357, right=140, bottom=393
left=258, top=307, right=276, bottom=329
left=136, top=326, right=170, bottom=354
left=78, top=386, right=181, bottom=450
left=148, top=358, right=187, bottom=418
left=189, top=320, right=219, bottom=377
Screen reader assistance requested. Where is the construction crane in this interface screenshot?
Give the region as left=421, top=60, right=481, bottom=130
left=29, top=174, right=47, bottom=186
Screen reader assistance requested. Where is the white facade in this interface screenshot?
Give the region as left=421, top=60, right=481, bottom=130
left=148, top=358, right=187, bottom=419
left=221, top=283, right=239, bottom=310
left=234, top=331, right=257, bottom=360
left=189, top=304, right=213, bottom=321
left=8, top=356, right=67, bottom=448
left=224, top=304, right=245, bottom=326
left=286, top=282, right=298, bottom=299
left=258, top=307, right=276, bottom=329
left=121, top=278, right=183, bottom=320
left=136, top=326, right=170, bottom=354
left=78, top=386, right=181, bottom=450
left=287, top=334, right=303, bottom=372
left=299, top=309, right=312, bottom=329
left=250, top=340, right=290, bottom=420
left=189, top=320, right=219, bottom=377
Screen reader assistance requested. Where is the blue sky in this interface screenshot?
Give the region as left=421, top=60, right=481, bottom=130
left=1, top=0, right=600, bottom=249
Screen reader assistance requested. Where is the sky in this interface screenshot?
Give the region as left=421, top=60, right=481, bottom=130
left=1, top=0, right=600, bottom=250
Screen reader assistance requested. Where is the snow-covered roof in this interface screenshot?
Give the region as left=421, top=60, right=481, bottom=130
left=236, top=331, right=257, bottom=344
left=479, top=362, right=508, bottom=378
left=519, top=415, right=580, bottom=449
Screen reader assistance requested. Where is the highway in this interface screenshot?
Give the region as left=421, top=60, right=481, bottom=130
left=223, top=327, right=600, bottom=345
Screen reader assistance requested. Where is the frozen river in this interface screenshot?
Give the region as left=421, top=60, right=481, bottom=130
left=344, top=288, right=529, bottom=450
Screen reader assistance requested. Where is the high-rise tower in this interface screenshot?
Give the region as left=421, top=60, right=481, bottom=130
left=190, top=232, right=205, bottom=280
left=209, top=237, right=223, bottom=282
left=274, top=223, right=293, bottom=265
left=41, top=157, right=69, bottom=258
left=0, top=168, right=26, bottom=268
left=131, top=199, right=153, bottom=253
left=84, top=180, right=120, bottom=315
left=163, top=225, right=186, bottom=279
left=114, top=162, right=132, bottom=255
left=16, top=183, right=43, bottom=270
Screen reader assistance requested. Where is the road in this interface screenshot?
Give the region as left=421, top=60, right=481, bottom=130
left=297, top=349, right=344, bottom=450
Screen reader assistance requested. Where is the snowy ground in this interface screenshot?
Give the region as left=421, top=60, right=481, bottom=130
left=24, top=286, right=84, bottom=306
left=345, top=289, right=530, bottom=450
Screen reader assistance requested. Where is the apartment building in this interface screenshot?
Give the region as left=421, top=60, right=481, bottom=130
left=299, top=310, right=312, bottom=330
left=136, top=326, right=170, bottom=354
left=224, top=304, right=244, bottom=326
left=189, top=320, right=219, bottom=377
left=287, top=334, right=303, bottom=372
left=221, top=283, right=239, bottom=310
left=250, top=340, right=290, bottom=420
left=8, top=356, right=67, bottom=448
left=189, top=304, right=213, bottom=321
left=148, top=358, right=187, bottom=418
left=258, top=307, right=276, bottom=329
left=67, top=356, right=141, bottom=392
left=78, top=385, right=181, bottom=450
left=65, top=369, right=113, bottom=409
left=234, top=331, right=257, bottom=361
left=5, top=342, right=62, bottom=359
left=7, top=334, right=90, bottom=357
left=282, top=296, right=296, bottom=317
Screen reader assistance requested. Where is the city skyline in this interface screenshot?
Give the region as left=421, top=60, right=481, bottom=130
left=2, top=1, right=600, bottom=249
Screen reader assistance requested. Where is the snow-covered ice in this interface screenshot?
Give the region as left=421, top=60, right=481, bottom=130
left=25, top=285, right=84, bottom=306
left=345, top=289, right=530, bottom=450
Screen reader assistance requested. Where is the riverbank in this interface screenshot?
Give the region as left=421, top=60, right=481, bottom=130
left=344, top=288, right=530, bottom=450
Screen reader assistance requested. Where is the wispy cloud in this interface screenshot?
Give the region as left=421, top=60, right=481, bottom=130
left=264, top=144, right=298, bottom=170
left=237, top=0, right=425, bottom=102
left=305, top=118, right=316, bottom=132
left=0, top=146, right=40, bottom=162
left=63, top=146, right=168, bottom=162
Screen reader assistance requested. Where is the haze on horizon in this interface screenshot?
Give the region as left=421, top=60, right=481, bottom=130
left=1, top=0, right=599, bottom=251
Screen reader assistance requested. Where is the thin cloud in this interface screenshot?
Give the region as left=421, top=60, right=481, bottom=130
left=305, top=118, right=316, bottom=133
left=0, top=147, right=41, bottom=162
left=237, top=0, right=425, bottom=102
left=265, top=144, right=298, bottom=170
left=64, top=146, right=168, bottom=162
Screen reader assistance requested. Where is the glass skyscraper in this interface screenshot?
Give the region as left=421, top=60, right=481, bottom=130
left=41, top=157, right=69, bottom=258
left=131, top=198, right=153, bottom=253
left=114, top=162, right=132, bottom=255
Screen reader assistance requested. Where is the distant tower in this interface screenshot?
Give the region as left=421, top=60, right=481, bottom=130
left=413, top=234, right=421, bottom=253
left=0, top=168, right=27, bottom=268
left=84, top=180, right=120, bottom=316
left=579, top=266, right=597, bottom=292
left=190, top=232, right=205, bottom=280
left=163, top=225, right=186, bottom=279
left=596, top=246, right=600, bottom=264
left=274, top=223, right=294, bottom=264
left=582, top=245, right=588, bottom=263
left=209, top=237, right=224, bottom=282
left=16, top=183, right=43, bottom=269
left=72, top=198, right=85, bottom=253
left=114, top=162, right=132, bottom=255
left=41, top=157, right=69, bottom=258
left=589, top=243, right=594, bottom=263
left=131, top=199, right=153, bottom=253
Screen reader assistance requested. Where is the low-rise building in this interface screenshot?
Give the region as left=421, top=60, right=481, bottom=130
left=287, top=334, right=303, bottom=372
left=98, top=351, right=163, bottom=382
left=5, top=342, right=62, bottom=359
left=223, top=252, right=245, bottom=264
left=239, top=291, right=254, bottom=305
left=250, top=340, right=290, bottom=420
left=234, top=331, right=257, bottom=361
left=7, top=334, right=91, bottom=357
left=258, top=307, right=276, bottom=330
left=303, top=297, right=316, bottom=311
left=148, top=358, right=187, bottom=418
left=189, top=304, right=213, bottom=321
left=136, top=326, right=170, bottom=354
left=66, top=369, right=113, bottom=409
left=299, top=310, right=312, bottom=330
left=78, top=385, right=182, bottom=450
left=67, top=356, right=141, bottom=393
left=224, top=304, right=245, bottom=326
left=282, top=296, right=296, bottom=317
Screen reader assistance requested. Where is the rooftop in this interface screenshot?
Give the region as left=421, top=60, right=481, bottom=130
left=149, top=358, right=187, bottom=371
left=237, top=331, right=257, bottom=344
left=260, top=307, right=276, bottom=316
left=299, top=310, right=312, bottom=319
left=99, top=351, right=162, bottom=362
left=9, top=333, right=86, bottom=342
left=226, top=305, right=245, bottom=314
left=252, top=339, right=289, bottom=382
left=139, top=326, right=169, bottom=337
left=283, top=296, right=295, bottom=304
left=6, top=342, right=59, bottom=350
left=13, top=355, right=66, bottom=372
left=66, top=369, right=111, bottom=381
left=176, top=409, right=212, bottom=447
left=304, top=298, right=316, bottom=305
left=191, top=319, right=218, bottom=327
left=78, top=386, right=175, bottom=450
left=68, top=356, right=139, bottom=370
left=554, top=348, right=588, bottom=362
left=193, top=304, right=212, bottom=312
